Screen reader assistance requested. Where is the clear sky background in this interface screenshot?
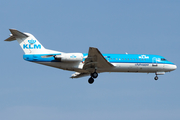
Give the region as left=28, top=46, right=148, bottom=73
left=0, top=0, right=180, bottom=120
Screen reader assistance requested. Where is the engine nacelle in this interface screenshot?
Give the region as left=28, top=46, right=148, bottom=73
left=55, top=53, right=83, bottom=62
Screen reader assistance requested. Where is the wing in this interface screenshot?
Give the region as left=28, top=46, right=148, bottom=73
left=70, top=47, right=113, bottom=78
left=83, top=47, right=113, bottom=72
left=71, top=72, right=90, bottom=78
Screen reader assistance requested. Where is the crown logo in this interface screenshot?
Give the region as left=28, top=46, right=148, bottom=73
left=28, top=39, right=36, bottom=44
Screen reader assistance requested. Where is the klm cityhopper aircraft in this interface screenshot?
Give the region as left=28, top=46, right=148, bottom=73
left=5, top=29, right=177, bottom=84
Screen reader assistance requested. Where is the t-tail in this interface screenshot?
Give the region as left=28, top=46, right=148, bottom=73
left=5, top=29, right=48, bottom=54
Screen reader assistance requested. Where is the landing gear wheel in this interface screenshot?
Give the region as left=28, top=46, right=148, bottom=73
left=154, top=76, right=158, bottom=80
left=91, top=72, right=98, bottom=78
left=88, top=77, right=94, bottom=84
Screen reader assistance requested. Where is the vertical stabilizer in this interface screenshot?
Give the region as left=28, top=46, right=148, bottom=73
left=5, top=29, right=48, bottom=54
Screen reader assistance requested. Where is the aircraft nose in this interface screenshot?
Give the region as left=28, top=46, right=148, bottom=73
left=173, top=64, right=177, bottom=70
left=170, top=64, right=177, bottom=71
left=164, top=64, right=177, bottom=71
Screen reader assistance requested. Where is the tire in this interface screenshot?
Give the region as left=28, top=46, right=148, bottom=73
left=154, top=76, right=158, bottom=80
left=91, top=72, right=98, bottom=78
left=88, top=77, right=94, bottom=84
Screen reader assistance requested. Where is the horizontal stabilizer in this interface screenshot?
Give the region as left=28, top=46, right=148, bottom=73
left=5, top=29, right=49, bottom=54
left=83, top=47, right=113, bottom=71
left=4, top=36, right=16, bottom=41
left=4, top=29, right=29, bottom=41
left=9, top=29, right=29, bottom=38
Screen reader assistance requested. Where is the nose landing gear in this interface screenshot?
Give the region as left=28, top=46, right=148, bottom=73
left=154, top=72, right=165, bottom=80
left=154, top=76, right=158, bottom=80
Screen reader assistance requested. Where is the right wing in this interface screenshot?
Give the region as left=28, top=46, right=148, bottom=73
left=71, top=72, right=89, bottom=78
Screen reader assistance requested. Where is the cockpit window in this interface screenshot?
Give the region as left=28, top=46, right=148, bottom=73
left=161, top=58, right=167, bottom=61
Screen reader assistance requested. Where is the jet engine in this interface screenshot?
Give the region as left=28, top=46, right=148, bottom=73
left=54, top=53, right=83, bottom=62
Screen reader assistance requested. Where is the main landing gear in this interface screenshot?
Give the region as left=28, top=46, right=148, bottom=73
left=88, top=72, right=98, bottom=84
left=88, top=77, right=94, bottom=84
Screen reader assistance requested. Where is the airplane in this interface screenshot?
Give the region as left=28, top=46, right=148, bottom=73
left=5, top=29, right=177, bottom=84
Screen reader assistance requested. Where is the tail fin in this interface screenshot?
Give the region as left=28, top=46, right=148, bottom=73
left=5, top=29, right=48, bottom=54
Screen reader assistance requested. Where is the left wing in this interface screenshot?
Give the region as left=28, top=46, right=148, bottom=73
left=83, top=47, right=113, bottom=72
left=70, top=47, right=113, bottom=78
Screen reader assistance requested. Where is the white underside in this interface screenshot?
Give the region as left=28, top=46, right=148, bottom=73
left=34, top=62, right=175, bottom=74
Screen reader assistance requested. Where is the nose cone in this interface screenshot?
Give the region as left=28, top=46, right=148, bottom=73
left=164, top=64, right=177, bottom=71
left=172, top=64, right=177, bottom=70
left=169, top=64, right=177, bottom=71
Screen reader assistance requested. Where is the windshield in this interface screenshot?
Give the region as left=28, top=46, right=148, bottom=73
left=161, top=58, right=167, bottom=61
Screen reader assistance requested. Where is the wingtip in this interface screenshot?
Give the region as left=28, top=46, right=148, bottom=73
left=89, top=47, right=97, bottom=49
left=9, top=28, right=16, bottom=31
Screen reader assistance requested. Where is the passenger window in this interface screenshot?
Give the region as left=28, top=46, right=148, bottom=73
left=119, top=58, right=121, bottom=60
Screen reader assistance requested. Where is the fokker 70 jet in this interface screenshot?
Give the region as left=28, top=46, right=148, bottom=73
left=5, top=29, right=177, bottom=84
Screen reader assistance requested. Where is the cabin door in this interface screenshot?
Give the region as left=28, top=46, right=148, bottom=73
left=152, top=57, right=158, bottom=66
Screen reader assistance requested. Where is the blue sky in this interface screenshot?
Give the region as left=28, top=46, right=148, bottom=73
left=0, top=0, right=180, bottom=120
